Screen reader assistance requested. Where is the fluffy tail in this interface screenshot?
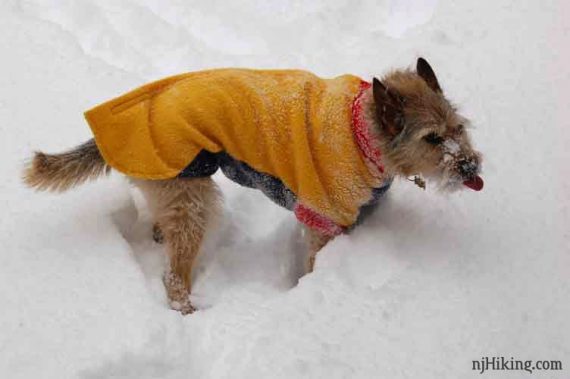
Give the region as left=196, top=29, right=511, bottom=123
left=23, top=139, right=110, bottom=192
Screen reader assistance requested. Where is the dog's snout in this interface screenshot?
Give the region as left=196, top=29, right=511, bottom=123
left=457, top=158, right=478, bottom=179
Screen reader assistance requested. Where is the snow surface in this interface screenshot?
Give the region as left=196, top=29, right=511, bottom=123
left=1, top=0, right=569, bottom=378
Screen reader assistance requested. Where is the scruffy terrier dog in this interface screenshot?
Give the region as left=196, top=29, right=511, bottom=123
left=23, top=58, right=483, bottom=314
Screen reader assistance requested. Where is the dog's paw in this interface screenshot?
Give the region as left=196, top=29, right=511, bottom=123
left=170, top=299, right=196, bottom=315
left=152, top=223, right=164, bottom=244
left=163, top=271, right=194, bottom=315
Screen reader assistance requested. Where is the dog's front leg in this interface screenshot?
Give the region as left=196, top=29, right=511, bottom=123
left=304, top=228, right=333, bottom=273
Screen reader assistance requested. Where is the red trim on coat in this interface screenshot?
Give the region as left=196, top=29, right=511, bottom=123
left=351, top=81, right=385, bottom=174
left=294, top=203, right=344, bottom=237
left=294, top=80, right=384, bottom=235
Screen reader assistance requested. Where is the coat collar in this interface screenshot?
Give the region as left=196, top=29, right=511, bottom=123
left=351, top=81, right=385, bottom=177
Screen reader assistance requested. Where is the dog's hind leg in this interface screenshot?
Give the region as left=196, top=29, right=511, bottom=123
left=134, top=177, right=220, bottom=314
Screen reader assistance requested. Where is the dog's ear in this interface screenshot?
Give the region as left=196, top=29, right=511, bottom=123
left=373, top=77, right=405, bottom=137
left=416, top=57, right=441, bottom=93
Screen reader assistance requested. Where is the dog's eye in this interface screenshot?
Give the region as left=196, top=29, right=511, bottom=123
left=456, top=124, right=464, bottom=134
left=423, top=132, right=444, bottom=145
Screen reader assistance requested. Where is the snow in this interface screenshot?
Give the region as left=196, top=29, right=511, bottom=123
left=443, top=139, right=460, bottom=155
left=1, top=0, right=569, bottom=378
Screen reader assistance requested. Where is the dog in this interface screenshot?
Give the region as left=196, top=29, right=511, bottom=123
left=23, top=58, right=483, bottom=314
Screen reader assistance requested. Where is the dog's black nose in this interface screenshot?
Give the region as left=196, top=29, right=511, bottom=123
left=457, top=159, right=478, bottom=179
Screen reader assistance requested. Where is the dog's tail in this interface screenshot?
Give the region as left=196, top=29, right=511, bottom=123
left=23, top=139, right=110, bottom=192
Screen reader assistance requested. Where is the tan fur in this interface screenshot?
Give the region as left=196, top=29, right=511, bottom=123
left=305, top=228, right=332, bottom=273
left=368, top=69, right=481, bottom=191
left=22, top=139, right=110, bottom=192
left=22, top=59, right=482, bottom=314
left=135, top=177, right=221, bottom=314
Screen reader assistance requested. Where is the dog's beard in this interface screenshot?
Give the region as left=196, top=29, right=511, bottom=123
left=434, top=158, right=482, bottom=193
left=432, top=139, right=478, bottom=192
left=432, top=168, right=465, bottom=192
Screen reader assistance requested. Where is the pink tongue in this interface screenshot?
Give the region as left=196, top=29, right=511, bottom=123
left=463, top=175, right=484, bottom=191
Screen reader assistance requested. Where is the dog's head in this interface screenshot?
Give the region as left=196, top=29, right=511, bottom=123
left=372, top=58, right=483, bottom=192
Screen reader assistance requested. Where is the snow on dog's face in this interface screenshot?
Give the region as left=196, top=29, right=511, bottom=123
left=372, top=58, right=483, bottom=192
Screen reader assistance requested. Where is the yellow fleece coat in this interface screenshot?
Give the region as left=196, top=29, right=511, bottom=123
left=84, top=69, right=383, bottom=228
